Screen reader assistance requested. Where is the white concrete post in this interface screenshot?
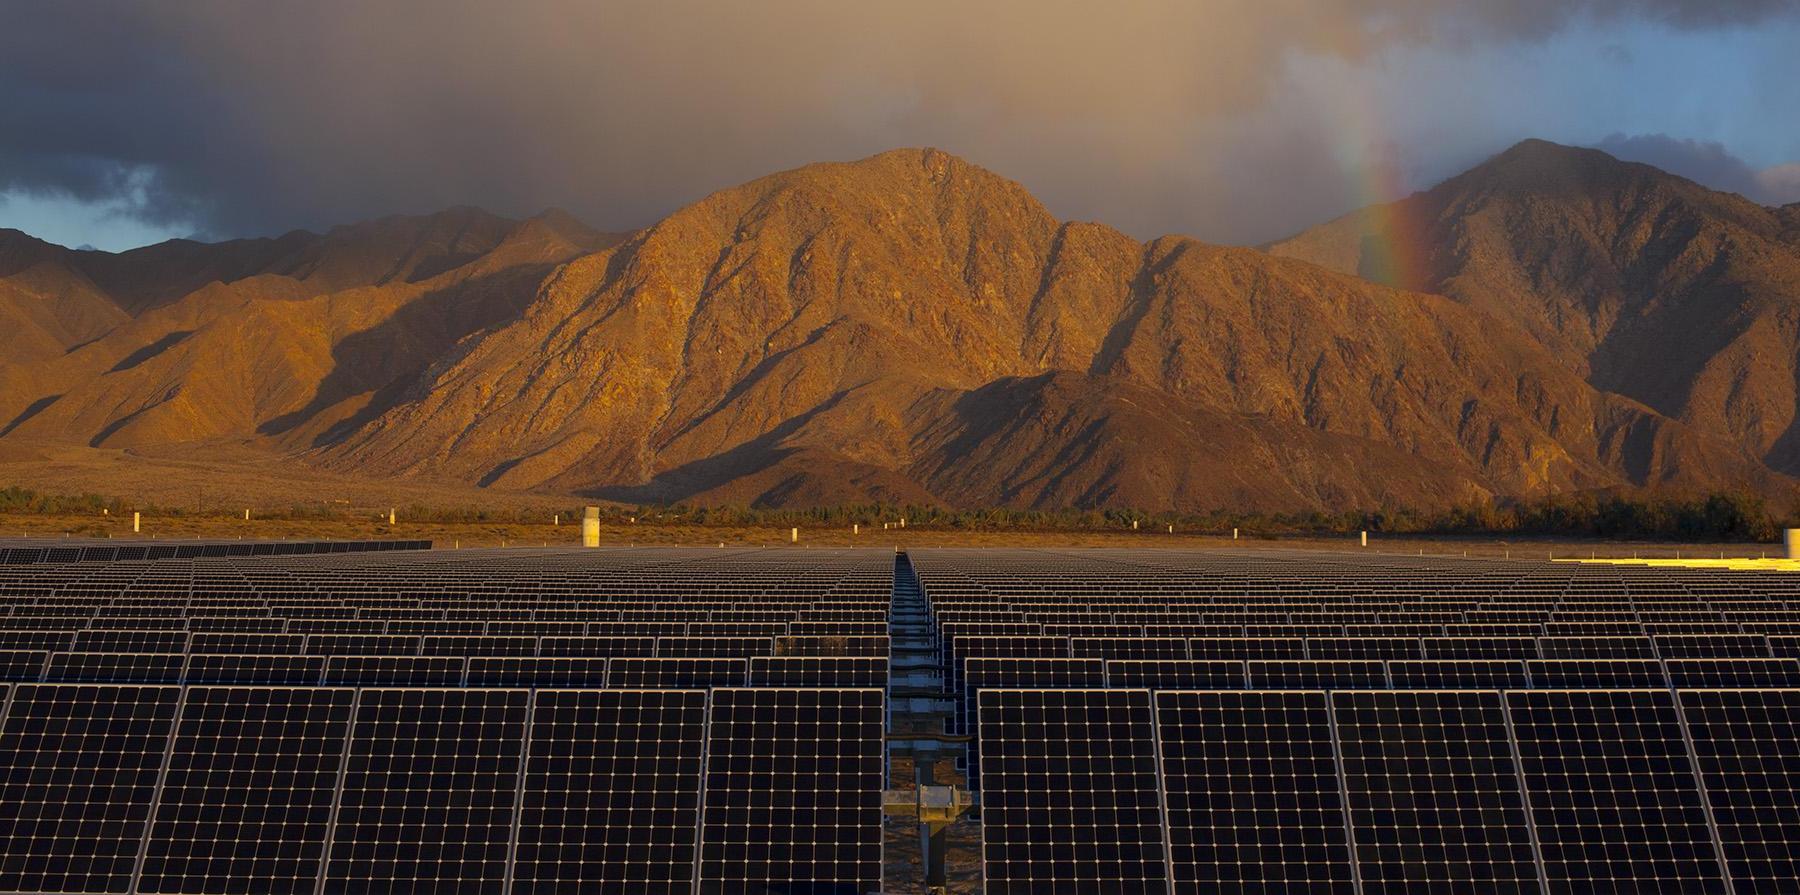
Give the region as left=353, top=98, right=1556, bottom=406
left=582, top=506, right=600, bottom=548
left=1233, top=528, right=1238, bottom=539
left=853, top=524, right=859, bottom=534
left=1132, top=520, right=1139, bottom=530
left=244, top=508, right=250, bottom=521
left=1360, top=530, right=1368, bottom=547
left=790, top=527, right=799, bottom=543
left=388, top=508, right=396, bottom=525
left=133, top=511, right=140, bottom=533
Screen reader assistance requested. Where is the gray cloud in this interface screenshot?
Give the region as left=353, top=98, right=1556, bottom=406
left=1, top=0, right=1796, bottom=245
left=1597, top=133, right=1800, bottom=205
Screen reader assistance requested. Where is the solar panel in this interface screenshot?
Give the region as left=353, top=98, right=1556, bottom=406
left=1506, top=688, right=1727, bottom=893
left=0, top=683, right=181, bottom=893
left=978, top=688, right=1168, bottom=893
left=1155, top=689, right=1355, bottom=892
left=0, top=649, right=46, bottom=682
left=772, top=634, right=891, bottom=657
left=322, top=655, right=465, bottom=686
left=1247, top=659, right=1387, bottom=689
left=188, top=632, right=306, bottom=655
left=1387, top=659, right=1531, bottom=689
left=1679, top=687, right=1800, bottom=892
left=306, top=634, right=421, bottom=656
left=1538, top=636, right=1657, bottom=659
left=325, top=688, right=530, bottom=893
left=699, top=688, right=884, bottom=893
left=137, top=687, right=356, bottom=894
left=182, top=653, right=326, bottom=685
left=605, top=657, right=748, bottom=689
left=1069, top=637, right=1190, bottom=660
left=655, top=636, right=771, bottom=659
left=71, top=629, right=188, bottom=653
left=513, top=689, right=707, bottom=894
left=1308, top=636, right=1423, bottom=660
left=1656, top=634, right=1771, bottom=659
left=536, top=635, right=656, bottom=657
left=45, top=650, right=186, bottom=683
left=1103, top=658, right=1244, bottom=689
left=747, top=655, right=889, bottom=687
left=1526, top=658, right=1670, bottom=688
left=1189, top=637, right=1307, bottom=660
left=465, top=656, right=611, bottom=688
left=420, top=635, right=537, bottom=657
left=1665, top=658, right=1800, bottom=688
left=1333, top=689, right=1541, bottom=892
left=1422, top=637, right=1540, bottom=659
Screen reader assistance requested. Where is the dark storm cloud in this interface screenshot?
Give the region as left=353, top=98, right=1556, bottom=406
left=1596, top=133, right=1800, bottom=204
left=1, top=0, right=1796, bottom=244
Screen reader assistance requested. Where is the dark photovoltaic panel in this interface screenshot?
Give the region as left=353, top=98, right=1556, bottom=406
left=1422, top=637, right=1540, bottom=659
left=0, top=683, right=181, bottom=894
left=321, top=655, right=465, bottom=687
left=1387, top=659, right=1531, bottom=689
left=978, top=688, right=1168, bottom=893
left=1656, top=634, right=1770, bottom=659
left=305, top=634, right=420, bottom=656
left=747, top=655, right=890, bottom=687
left=1334, top=689, right=1542, bottom=893
left=513, top=689, right=707, bottom=894
left=465, top=656, right=610, bottom=688
left=604, top=657, right=747, bottom=689
left=699, top=688, right=885, bottom=893
left=654, top=636, right=771, bottom=659
left=1103, top=658, right=1244, bottom=689
left=1679, top=688, right=1800, bottom=892
left=1526, top=658, right=1669, bottom=689
left=1189, top=637, right=1308, bottom=660
left=325, top=688, right=530, bottom=894
left=71, top=629, right=187, bottom=653
left=182, top=653, right=326, bottom=686
left=536, top=636, right=657, bottom=658
left=44, top=650, right=186, bottom=683
left=1070, top=637, right=1190, bottom=660
left=0, top=649, right=46, bottom=682
left=1506, top=688, right=1727, bottom=893
left=1247, top=659, right=1387, bottom=690
left=772, top=634, right=891, bottom=657
left=1665, top=658, right=1800, bottom=688
left=1308, top=637, right=1423, bottom=660
left=1155, top=689, right=1355, bottom=892
left=420, top=636, right=537, bottom=657
left=188, top=632, right=306, bottom=655
left=1538, top=636, right=1658, bottom=659
left=137, top=687, right=356, bottom=895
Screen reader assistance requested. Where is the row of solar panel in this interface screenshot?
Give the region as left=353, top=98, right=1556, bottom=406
left=0, top=684, right=884, bottom=895
left=0, top=653, right=891, bottom=688
left=0, top=616, right=887, bottom=634
left=978, top=687, right=1798, bottom=894
left=0, top=631, right=892, bottom=656
left=0, top=540, right=432, bottom=564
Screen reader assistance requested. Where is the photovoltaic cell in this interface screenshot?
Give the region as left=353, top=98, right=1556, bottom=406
left=465, top=656, right=610, bottom=688
left=1526, top=658, right=1669, bottom=689
left=137, top=686, right=356, bottom=895
left=0, top=683, right=180, bottom=894
left=325, top=688, right=529, bottom=894
left=1387, top=659, right=1531, bottom=689
left=699, top=688, right=885, bottom=893
left=181, top=654, right=326, bottom=686
left=1679, top=688, right=1800, bottom=892
left=1333, top=689, right=1542, bottom=893
left=747, top=655, right=889, bottom=687
left=604, top=657, right=747, bottom=689
left=0, top=649, right=46, bottom=682
left=1155, top=689, right=1355, bottom=892
left=1506, top=688, right=1727, bottom=893
left=513, top=689, right=707, bottom=894
left=1104, top=659, right=1245, bottom=689
left=978, top=688, right=1168, bottom=893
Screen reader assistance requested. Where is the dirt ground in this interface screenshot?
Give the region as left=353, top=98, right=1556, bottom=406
left=0, top=508, right=1782, bottom=560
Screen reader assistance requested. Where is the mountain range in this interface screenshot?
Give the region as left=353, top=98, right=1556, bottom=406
left=3, top=139, right=1797, bottom=511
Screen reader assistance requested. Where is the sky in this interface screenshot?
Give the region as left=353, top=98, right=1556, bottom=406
left=2, top=0, right=1798, bottom=252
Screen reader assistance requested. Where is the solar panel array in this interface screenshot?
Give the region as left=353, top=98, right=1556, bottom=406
left=0, top=545, right=890, bottom=895
left=13, top=542, right=1800, bottom=892
left=916, top=546, right=1800, bottom=893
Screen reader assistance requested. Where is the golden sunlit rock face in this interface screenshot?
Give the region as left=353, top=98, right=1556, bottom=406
left=0, top=144, right=1792, bottom=510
